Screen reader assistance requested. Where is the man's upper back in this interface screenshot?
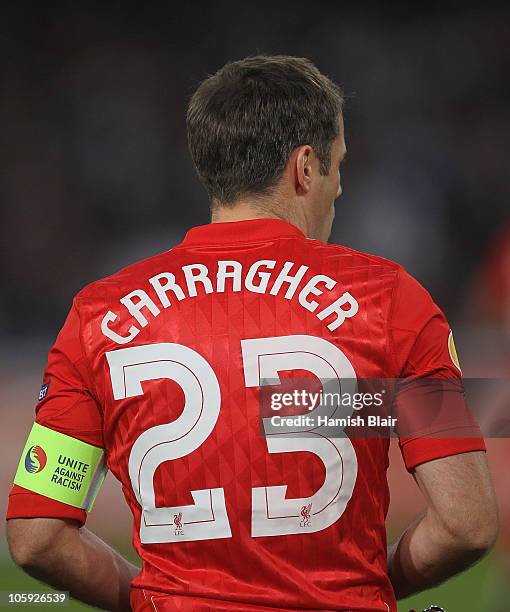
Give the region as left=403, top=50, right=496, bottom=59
left=9, top=219, right=483, bottom=612
left=84, top=217, right=413, bottom=374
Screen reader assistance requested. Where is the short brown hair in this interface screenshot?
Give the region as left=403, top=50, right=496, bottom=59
left=186, top=55, right=344, bottom=205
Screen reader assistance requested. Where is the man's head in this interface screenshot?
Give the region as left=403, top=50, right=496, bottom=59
left=187, top=55, right=346, bottom=241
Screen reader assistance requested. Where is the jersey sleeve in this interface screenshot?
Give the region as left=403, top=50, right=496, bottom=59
left=389, top=268, right=485, bottom=471
left=6, top=300, right=104, bottom=526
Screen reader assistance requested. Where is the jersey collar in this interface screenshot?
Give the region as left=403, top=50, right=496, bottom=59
left=181, top=218, right=305, bottom=246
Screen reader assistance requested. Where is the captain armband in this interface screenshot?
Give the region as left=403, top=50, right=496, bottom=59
left=14, top=423, right=107, bottom=511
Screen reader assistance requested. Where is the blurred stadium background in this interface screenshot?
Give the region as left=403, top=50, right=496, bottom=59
left=1, top=3, right=509, bottom=610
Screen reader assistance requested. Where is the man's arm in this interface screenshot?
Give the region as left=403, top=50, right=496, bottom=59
left=6, top=517, right=139, bottom=611
left=388, top=450, right=499, bottom=599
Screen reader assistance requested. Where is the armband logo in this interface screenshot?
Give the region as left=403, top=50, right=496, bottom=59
left=24, top=445, right=47, bottom=474
left=14, top=423, right=107, bottom=511
left=38, top=382, right=50, bottom=402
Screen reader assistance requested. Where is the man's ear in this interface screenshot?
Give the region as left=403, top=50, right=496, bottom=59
left=294, top=145, right=313, bottom=195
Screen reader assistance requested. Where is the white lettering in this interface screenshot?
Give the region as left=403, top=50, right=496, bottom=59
left=317, top=292, right=359, bottom=331
left=101, top=311, right=140, bottom=344
left=217, top=260, right=242, bottom=293
left=182, top=264, right=213, bottom=297
left=120, top=289, right=161, bottom=327
left=245, top=260, right=276, bottom=293
left=270, top=261, right=309, bottom=299
left=149, top=272, right=185, bottom=307
left=100, top=259, right=359, bottom=345
left=299, top=275, right=336, bottom=312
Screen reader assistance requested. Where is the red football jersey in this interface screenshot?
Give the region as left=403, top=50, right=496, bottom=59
left=8, top=219, right=485, bottom=612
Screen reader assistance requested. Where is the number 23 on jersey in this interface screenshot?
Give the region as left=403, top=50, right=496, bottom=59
left=106, top=334, right=358, bottom=544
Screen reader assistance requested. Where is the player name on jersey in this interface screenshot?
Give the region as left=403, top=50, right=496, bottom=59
left=101, top=258, right=359, bottom=345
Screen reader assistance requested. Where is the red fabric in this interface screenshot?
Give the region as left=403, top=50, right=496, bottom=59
left=7, top=485, right=86, bottom=525
left=130, top=588, right=358, bottom=611
left=7, top=219, right=485, bottom=612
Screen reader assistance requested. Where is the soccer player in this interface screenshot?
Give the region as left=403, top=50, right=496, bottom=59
left=6, top=56, right=498, bottom=611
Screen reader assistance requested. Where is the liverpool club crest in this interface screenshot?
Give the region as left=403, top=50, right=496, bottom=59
left=174, top=512, right=184, bottom=536
left=300, top=503, right=312, bottom=528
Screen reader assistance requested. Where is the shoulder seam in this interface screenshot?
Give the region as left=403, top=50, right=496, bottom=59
left=387, top=266, right=403, bottom=377
left=73, top=298, right=102, bottom=407
left=305, top=238, right=402, bottom=268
